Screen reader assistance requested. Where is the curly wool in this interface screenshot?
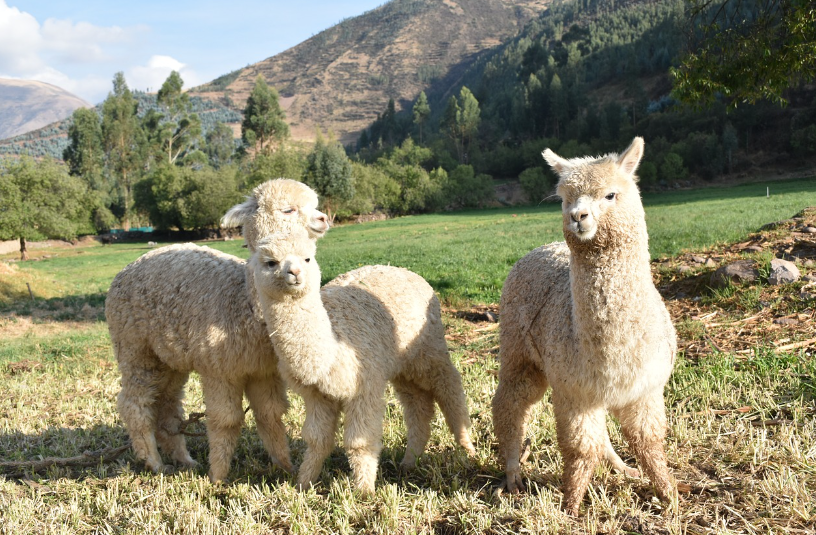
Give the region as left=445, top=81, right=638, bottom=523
left=109, top=178, right=327, bottom=483
left=492, top=137, right=677, bottom=515
left=249, top=230, right=476, bottom=495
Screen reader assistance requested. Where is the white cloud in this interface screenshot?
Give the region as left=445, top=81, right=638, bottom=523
left=0, top=2, right=44, bottom=72
left=0, top=1, right=150, bottom=103
left=127, top=55, right=202, bottom=94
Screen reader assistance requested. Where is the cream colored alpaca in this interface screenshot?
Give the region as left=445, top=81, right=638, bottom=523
left=492, top=137, right=677, bottom=515
left=221, top=178, right=329, bottom=250
left=108, top=179, right=329, bottom=483
left=249, top=229, right=476, bottom=495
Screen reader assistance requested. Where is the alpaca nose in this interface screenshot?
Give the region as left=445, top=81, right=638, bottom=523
left=289, top=265, right=301, bottom=277
left=314, top=212, right=329, bottom=228
left=571, top=209, right=589, bottom=222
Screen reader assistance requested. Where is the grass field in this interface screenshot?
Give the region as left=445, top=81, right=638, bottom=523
left=1, top=177, right=815, bottom=534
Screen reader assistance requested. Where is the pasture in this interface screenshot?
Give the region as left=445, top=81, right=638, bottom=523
left=1, top=177, right=815, bottom=534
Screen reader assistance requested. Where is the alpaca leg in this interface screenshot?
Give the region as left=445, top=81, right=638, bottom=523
left=343, top=392, right=387, bottom=496
left=553, top=398, right=607, bottom=516
left=116, top=356, right=165, bottom=474
left=392, top=379, right=435, bottom=469
left=429, top=359, right=476, bottom=457
left=604, top=433, right=639, bottom=478
left=201, top=376, right=245, bottom=483
left=245, top=375, right=293, bottom=473
left=617, top=392, right=676, bottom=503
left=297, top=391, right=340, bottom=491
left=491, top=359, right=548, bottom=492
left=154, top=370, right=197, bottom=468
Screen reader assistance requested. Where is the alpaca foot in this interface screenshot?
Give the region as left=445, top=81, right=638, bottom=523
left=171, top=451, right=198, bottom=469
left=502, top=468, right=526, bottom=494
left=274, top=456, right=294, bottom=474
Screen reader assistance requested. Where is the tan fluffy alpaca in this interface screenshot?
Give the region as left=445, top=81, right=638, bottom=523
left=108, top=179, right=329, bottom=483
left=249, top=229, right=476, bottom=495
left=221, top=178, right=329, bottom=250
left=492, top=137, right=677, bottom=515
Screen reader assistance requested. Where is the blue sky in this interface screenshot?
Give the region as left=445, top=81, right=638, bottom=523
left=0, top=0, right=386, bottom=104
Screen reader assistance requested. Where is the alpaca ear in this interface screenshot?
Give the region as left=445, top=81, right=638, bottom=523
left=221, top=196, right=258, bottom=228
left=617, top=137, right=644, bottom=178
left=542, top=148, right=570, bottom=175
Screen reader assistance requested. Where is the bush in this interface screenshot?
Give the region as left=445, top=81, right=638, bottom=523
left=519, top=166, right=555, bottom=204
left=660, top=152, right=687, bottom=184
left=446, top=165, right=495, bottom=208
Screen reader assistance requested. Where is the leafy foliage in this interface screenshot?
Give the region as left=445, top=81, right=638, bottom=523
left=0, top=157, right=90, bottom=259
left=241, top=76, right=289, bottom=156
left=671, top=0, right=816, bottom=107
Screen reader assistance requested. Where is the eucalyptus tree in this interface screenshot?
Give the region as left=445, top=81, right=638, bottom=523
left=241, top=75, right=289, bottom=156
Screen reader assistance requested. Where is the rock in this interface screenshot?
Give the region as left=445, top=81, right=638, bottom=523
left=677, top=265, right=693, bottom=273
left=804, top=274, right=816, bottom=282
left=805, top=260, right=815, bottom=268
left=710, top=260, right=758, bottom=287
left=704, top=258, right=718, bottom=268
left=773, top=317, right=798, bottom=325
left=745, top=245, right=764, bottom=253
left=691, top=255, right=707, bottom=264
left=802, top=226, right=816, bottom=233
left=768, top=258, right=800, bottom=285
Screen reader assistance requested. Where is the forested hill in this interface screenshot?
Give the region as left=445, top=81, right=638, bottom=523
left=357, top=0, right=816, bottom=188
left=190, top=0, right=550, bottom=144
left=0, top=92, right=241, bottom=161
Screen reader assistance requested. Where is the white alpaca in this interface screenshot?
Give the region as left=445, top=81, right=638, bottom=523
left=249, top=228, right=476, bottom=494
left=492, top=138, right=677, bottom=515
left=108, top=179, right=329, bottom=482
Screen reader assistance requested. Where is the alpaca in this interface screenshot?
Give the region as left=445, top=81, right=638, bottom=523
left=108, top=178, right=329, bottom=483
left=491, top=137, right=677, bottom=515
left=248, top=228, right=476, bottom=495
left=221, top=178, right=329, bottom=251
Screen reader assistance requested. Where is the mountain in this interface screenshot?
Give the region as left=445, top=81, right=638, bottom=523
left=0, top=79, right=91, bottom=141
left=191, top=0, right=550, bottom=144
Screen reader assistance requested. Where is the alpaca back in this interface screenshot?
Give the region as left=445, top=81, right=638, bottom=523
left=321, top=265, right=445, bottom=375
left=106, top=244, right=273, bottom=377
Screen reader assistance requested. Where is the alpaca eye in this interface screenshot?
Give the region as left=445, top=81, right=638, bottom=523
left=281, top=207, right=296, bottom=214
left=605, top=192, right=616, bottom=201
left=267, top=260, right=279, bottom=268
left=305, top=258, right=311, bottom=263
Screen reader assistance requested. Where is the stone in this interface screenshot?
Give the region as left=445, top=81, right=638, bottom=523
left=745, top=245, right=764, bottom=253
left=804, top=274, right=816, bottom=282
left=704, top=258, right=718, bottom=268
left=691, top=255, right=707, bottom=264
left=802, top=226, right=816, bottom=233
left=773, top=317, right=798, bottom=325
left=710, top=260, right=758, bottom=287
left=677, top=265, right=693, bottom=273
left=768, top=258, right=800, bottom=285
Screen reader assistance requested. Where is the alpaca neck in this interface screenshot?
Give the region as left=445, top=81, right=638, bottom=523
left=262, top=287, right=357, bottom=399
left=569, top=222, right=652, bottom=332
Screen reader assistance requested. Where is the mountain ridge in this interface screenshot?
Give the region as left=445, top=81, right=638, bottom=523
left=0, top=78, right=91, bottom=141
left=190, top=0, right=551, bottom=144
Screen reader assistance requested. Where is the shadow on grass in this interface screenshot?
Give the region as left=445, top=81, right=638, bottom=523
left=0, top=291, right=108, bottom=323
left=0, top=423, right=294, bottom=486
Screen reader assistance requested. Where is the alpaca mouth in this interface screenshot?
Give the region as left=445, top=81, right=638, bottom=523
left=309, top=222, right=329, bottom=237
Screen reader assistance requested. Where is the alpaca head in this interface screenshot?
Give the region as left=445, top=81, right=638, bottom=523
left=543, top=137, right=645, bottom=248
left=250, top=227, right=320, bottom=299
left=221, top=178, right=330, bottom=251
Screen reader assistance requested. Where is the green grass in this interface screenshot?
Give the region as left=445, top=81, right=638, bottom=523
left=0, top=177, right=815, bottom=533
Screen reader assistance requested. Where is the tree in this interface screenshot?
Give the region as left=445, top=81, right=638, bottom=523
left=0, top=157, right=90, bottom=260
left=155, top=71, right=202, bottom=164
left=671, top=0, right=816, bottom=107
left=102, top=72, right=144, bottom=231
left=412, top=91, right=431, bottom=144
left=456, top=87, right=481, bottom=164
left=64, top=107, right=117, bottom=231
left=241, top=75, right=289, bottom=156
left=303, top=136, right=354, bottom=222
left=204, top=122, right=236, bottom=169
